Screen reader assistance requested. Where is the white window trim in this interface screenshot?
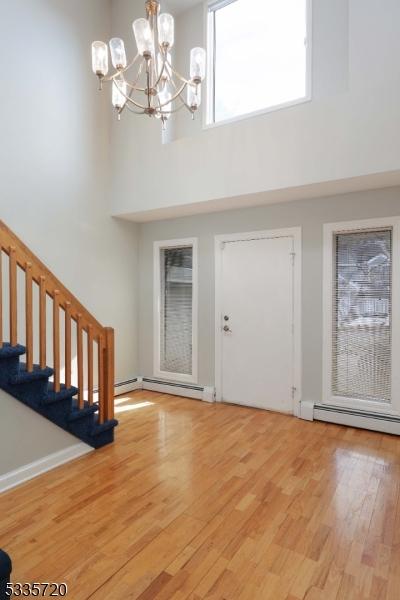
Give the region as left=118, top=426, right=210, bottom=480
left=322, top=217, right=400, bottom=416
left=203, top=0, right=313, bottom=130
left=214, top=227, right=302, bottom=416
left=153, top=238, right=199, bottom=384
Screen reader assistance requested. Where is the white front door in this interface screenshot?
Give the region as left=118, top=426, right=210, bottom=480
left=219, top=234, right=296, bottom=413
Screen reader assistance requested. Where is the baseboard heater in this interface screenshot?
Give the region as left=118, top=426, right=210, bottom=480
left=314, top=404, right=400, bottom=436
left=111, top=377, right=215, bottom=403
left=94, top=378, right=140, bottom=396
left=114, top=378, right=139, bottom=391
left=142, top=378, right=215, bottom=402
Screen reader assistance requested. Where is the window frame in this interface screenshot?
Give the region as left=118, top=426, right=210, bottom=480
left=204, top=0, right=313, bottom=128
left=322, top=217, right=400, bottom=416
left=153, top=238, right=199, bottom=384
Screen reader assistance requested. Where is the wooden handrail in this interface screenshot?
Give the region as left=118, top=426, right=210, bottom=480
left=0, top=220, right=115, bottom=422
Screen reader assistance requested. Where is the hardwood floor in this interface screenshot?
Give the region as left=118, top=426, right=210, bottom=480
left=1, top=391, right=400, bottom=599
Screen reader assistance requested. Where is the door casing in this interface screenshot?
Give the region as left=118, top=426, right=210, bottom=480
left=214, top=227, right=302, bottom=416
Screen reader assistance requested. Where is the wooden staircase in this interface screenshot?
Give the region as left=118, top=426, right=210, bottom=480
left=0, top=221, right=117, bottom=448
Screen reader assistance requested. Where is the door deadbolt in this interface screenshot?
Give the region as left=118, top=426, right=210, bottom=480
left=224, top=315, right=230, bottom=321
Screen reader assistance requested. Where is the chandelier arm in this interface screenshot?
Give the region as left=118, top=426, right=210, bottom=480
left=153, top=50, right=168, bottom=89
left=155, top=95, right=188, bottom=117
left=152, top=53, right=159, bottom=92
left=125, top=96, right=149, bottom=110
left=146, top=64, right=151, bottom=110
left=154, top=69, right=165, bottom=89
left=159, top=82, right=188, bottom=107
left=169, top=76, right=178, bottom=92
left=125, top=104, right=146, bottom=115
left=122, top=58, right=147, bottom=93
left=177, top=92, right=195, bottom=114
left=159, top=102, right=188, bottom=116
left=166, top=77, right=187, bottom=110
left=103, top=53, right=141, bottom=83
left=124, top=83, right=147, bottom=93
left=126, top=81, right=147, bottom=111
left=168, top=77, right=192, bottom=110
left=113, top=77, right=149, bottom=110
left=168, top=62, right=193, bottom=86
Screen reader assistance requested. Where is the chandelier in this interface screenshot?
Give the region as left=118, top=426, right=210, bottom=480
left=91, top=0, right=206, bottom=128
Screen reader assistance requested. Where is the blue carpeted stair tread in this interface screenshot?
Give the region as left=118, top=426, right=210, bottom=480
left=68, top=403, right=99, bottom=422
left=11, top=363, right=53, bottom=384
left=91, top=418, right=119, bottom=436
left=45, top=383, right=79, bottom=405
left=0, top=343, right=26, bottom=358
left=0, top=343, right=117, bottom=449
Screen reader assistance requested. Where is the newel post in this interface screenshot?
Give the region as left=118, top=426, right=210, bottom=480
left=104, top=327, right=115, bottom=421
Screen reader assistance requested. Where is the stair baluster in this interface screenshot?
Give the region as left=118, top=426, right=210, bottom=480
left=105, top=328, right=115, bottom=423
left=9, top=247, right=17, bottom=347
left=53, top=290, right=60, bottom=393
left=77, top=314, right=84, bottom=409
left=98, top=335, right=105, bottom=424
left=0, top=251, right=3, bottom=349
left=25, top=263, right=33, bottom=372
left=87, top=325, right=93, bottom=406
left=39, top=276, right=46, bottom=369
left=65, top=302, right=71, bottom=389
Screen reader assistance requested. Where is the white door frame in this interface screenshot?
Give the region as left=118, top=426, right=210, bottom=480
left=214, top=227, right=302, bottom=416
left=322, top=216, right=400, bottom=415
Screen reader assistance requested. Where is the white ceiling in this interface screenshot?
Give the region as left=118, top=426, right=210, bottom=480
left=163, top=0, right=202, bottom=15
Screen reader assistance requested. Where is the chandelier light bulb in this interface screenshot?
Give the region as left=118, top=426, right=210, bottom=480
left=159, top=87, right=172, bottom=118
left=92, top=41, right=109, bottom=76
left=158, top=14, right=174, bottom=48
left=133, top=18, right=154, bottom=57
left=190, top=47, right=206, bottom=83
left=112, top=79, right=128, bottom=110
left=109, top=38, right=127, bottom=70
left=187, top=84, right=201, bottom=110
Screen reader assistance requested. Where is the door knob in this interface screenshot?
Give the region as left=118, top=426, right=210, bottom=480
left=223, top=325, right=231, bottom=332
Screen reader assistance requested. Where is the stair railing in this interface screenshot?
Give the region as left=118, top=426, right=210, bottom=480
left=0, top=221, right=115, bottom=423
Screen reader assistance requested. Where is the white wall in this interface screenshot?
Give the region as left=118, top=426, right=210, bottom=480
left=110, top=0, right=400, bottom=221
left=138, top=186, right=400, bottom=406
left=0, top=0, right=139, bottom=383
left=0, top=391, right=86, bottom=477
left=0, top=0, right=399, bottom=470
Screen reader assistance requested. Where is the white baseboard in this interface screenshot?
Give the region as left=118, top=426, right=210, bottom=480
left=0, top=443, right=93, bottom=494
left=314, top=405, right=400, bottom=435
left=299, top=400, right=314, bottom=421
left=202, top=386, right=216, bottom=403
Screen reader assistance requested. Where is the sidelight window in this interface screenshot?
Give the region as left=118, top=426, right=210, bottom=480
left=154, top=239, right=198, bottom=382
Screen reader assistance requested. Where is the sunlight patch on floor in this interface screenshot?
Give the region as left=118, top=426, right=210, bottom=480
left=115, top=401, right=154, bottom=414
